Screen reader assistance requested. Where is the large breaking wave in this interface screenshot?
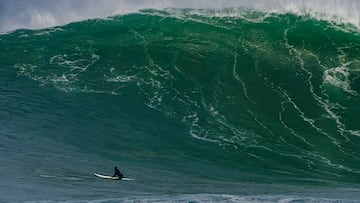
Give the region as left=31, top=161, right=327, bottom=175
left=2, top=8, right=360, bottom=182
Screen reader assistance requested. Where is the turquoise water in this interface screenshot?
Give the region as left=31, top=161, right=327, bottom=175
left=1, top=8, right=360, bottom=202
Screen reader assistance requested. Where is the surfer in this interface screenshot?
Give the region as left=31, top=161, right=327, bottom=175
left=113, top=166, right=124, bottom=179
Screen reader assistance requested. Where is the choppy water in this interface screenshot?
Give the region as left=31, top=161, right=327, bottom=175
left=1, top=8, right=360, bottom=202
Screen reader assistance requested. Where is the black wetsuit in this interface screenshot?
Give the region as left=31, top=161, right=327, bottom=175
left=113, top=167, right=124, bottom=179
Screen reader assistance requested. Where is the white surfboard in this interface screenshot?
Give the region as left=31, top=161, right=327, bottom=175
left=94, top=173, right=134, bottom=181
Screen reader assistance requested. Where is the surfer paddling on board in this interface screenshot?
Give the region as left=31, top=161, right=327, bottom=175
left=94, top=167, right=134, bottom=180
left=113, top=166, right=124, bottom=179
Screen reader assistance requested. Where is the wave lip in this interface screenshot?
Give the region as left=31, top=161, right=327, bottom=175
left=1, top=0, right=360, bottom=33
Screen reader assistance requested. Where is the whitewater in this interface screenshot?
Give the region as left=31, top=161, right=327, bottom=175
left=1, top=0, right=360, bottom=33
left=1, top=1, right=360, bottom=202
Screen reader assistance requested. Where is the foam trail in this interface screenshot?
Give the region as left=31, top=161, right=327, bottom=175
left=1, top=0, right=360, bottom=33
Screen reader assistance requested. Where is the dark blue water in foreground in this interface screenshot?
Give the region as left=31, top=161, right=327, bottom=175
left=1, top=8, right=360, bottom=202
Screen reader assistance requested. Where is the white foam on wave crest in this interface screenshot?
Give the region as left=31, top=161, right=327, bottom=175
left=1, top=0, right=360, bottom=33
left=272, top=0, right=360, bottom=29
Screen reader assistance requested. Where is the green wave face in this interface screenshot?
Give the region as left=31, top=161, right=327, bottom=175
left=2, top=8, right=360, bottom=189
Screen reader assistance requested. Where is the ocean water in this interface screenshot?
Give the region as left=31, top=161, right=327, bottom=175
left=1, top=7, right=360, bottom=202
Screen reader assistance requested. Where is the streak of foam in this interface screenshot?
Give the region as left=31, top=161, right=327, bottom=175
left=258, top=73, right=314, bottom=148
left=106, top=74, right=136, bottom=83
left=300, top=52, right=358, bottom=142
left=323, top=64, right=358, bottom=96
left=281, top=26, right=360, bottom=167
left=282, top=24, right=352, bottom=145
left=182, top=112, right=221, bottom=145
left=232, top=53, right=257, bottom=105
